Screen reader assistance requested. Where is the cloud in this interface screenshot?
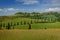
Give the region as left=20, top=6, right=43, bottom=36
left=51, top=0, right=60, bottom=6
left=45, top=0, right=60, bottom=6
left=23, top=1, right=39, bottom=4
left=0, top=8, right=19, bottom=12
left=15, top=0, right=60, bottom=6
left=45, top=8, right=60, bottom=12
left=16, top=0, right=39, bottom=4
left=0, top=9, right=3, bottom=12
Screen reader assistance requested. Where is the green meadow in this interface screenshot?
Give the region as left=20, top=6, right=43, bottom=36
left=1, top=17, right=60, bottom=29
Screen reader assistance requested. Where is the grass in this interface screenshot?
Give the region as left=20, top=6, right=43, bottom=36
left=0, top=29, right=60, bottom=40
left=11, top=22, right=60, bottom=29
left=31, top=22, right=60, bottom=29
left=1, top=17, right=60, bottom=29
left=1, top=22, right=60, bottom=29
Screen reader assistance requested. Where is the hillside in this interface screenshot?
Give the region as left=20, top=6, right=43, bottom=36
left=0, top=12, right=60, bottom=29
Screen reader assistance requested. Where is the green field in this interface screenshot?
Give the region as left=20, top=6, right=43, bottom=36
left=0, top=29, right=60, bottom=40
left=0, top=17, right=60, bottom=29
left=11, top=22, right=60, bottom=29
left=1, top=18, right=60, bottom=29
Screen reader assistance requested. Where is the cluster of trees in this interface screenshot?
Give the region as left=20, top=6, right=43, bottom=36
left=0, top=12, right=59, bottom=23
left=15, top=12, right=60, bottom=22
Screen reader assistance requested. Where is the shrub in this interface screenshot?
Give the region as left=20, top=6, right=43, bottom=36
left=44, top=27, right=47, bottom=30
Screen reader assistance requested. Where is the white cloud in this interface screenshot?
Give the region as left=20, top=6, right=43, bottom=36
left=16, top=0, right=60, bottom=6
left=0, top=9, right=3, bottom=12
left=45, top=8, right=60, bottom=12
left=23, top=1, right=39, bottom=4
left=0, top=8, right=19, bottom=12
left=7, top=8, right=19, bottom=11
left=45, top=0, right=60, bottom=6
left=7, top=8, right=15, bottom=11
left=16, top=0, right=39, bottom=4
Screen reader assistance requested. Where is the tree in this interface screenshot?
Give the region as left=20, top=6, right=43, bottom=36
left=28, top=23, right=31, bottom=29
left=41, top=15, right=57, bottom=23
left=7, top=23, right=11, bottom=29
left=17, top=22, right=19, bottom=25
left=15, top=12, right=24, bottom=15
left=24, top=21, right=26, bottom=25
left=0, top=24, right=2, bottom=29
left=44, top=27, right=47, bottom=30
left=57, top=16, right=60, bottom=21
left=47, top=15, right=57, bottom=22
left=13, top=23, right=16, bottom=29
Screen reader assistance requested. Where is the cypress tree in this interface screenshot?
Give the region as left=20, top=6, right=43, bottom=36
left=24, top=21, right=26, bottom=25
left=7, top=23, right=11, bottom=29
left=0, top=24, right=2, bottom=29
left=28, top=23, right=31, bottom=29
left=17, top=22, right=19, bottom=25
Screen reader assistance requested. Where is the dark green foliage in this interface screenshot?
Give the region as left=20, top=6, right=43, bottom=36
left=7, top=23, right=11, bottom=29
left=58, top=16, right=60, bottom=21
left=15, top=12, right=24, bottom=15
left=17, top=22, right=19, bottom=25
left=0, top=24, right=2, bottom=29
left=44, top=27, right=47, bottom=30
left=24, top=21, right=26, bottom=25
left=40, top=15, right=57, bottom=23
left=27, top=22, right=29, bottom=24
left=28, top=23, right=31, bottom=29
left=13, top=23, right=16, bottom=26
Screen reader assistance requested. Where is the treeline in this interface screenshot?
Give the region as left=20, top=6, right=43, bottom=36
left=0, top=12, right=60, bottom=22
left=0, top=21, right=32, bottom=30
left=15, top=12, right=60, bottom=22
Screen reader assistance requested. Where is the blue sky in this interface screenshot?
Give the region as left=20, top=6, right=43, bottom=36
left=0, top=0, right=60, bottom=16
